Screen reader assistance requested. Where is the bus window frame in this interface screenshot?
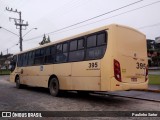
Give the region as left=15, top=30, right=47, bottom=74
left=16, top=30, right=107, bottom=66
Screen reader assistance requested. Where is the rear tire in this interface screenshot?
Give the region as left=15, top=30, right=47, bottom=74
left=49, top=78, right=59, bottom=97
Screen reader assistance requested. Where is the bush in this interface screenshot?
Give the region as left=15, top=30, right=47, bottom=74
left=0, top=69, right=10, bottom=75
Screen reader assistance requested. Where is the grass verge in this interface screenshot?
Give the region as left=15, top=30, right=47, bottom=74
left=0, top=70, right=10, bottom=75
left=149, top=75, right=160, bottom=85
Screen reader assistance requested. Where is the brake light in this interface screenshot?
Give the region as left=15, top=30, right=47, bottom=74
left=145, top=66, right=148, bottom=82
left=114, top=59, right=121, bottom=82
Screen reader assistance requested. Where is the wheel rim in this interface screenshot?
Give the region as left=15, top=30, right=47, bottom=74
left=16, top=77, right=20, bottom=88
left=49, top=79, right=59, bottom=96
left=51, top=82, right=56, bottom=92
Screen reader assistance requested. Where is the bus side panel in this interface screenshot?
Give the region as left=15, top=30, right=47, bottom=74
left=21, top=66, right=34, bottom=86
left=53, top=63, right=72, bottom=90
left=22, top=65, right=53, bottom=87
left=71, top=61, right=101, bottom=91
left=20, top=67, right=29, bottom=85
left=36, top=65, right=54, bottom=87
left=72, top=77, right=100, bottom=91
left=100, top=28, right=115, bottom=91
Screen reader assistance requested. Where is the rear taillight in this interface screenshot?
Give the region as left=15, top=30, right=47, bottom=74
left=145, top=66, right=148, bottom=82
left=114, top=59, right=121, bottom=82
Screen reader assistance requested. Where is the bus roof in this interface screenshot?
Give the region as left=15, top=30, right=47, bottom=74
left=14, top=24, right=145, bottom=55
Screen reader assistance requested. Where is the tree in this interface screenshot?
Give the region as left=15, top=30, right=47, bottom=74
left=47, top=36, right=51, bottom=43
left=39, top=34, right=51, bottom=45
left=0, top=52, right=2, bottom=58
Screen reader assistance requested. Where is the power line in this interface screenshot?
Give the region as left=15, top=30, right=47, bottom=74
left=24, top=0, right=143, bottom=42
left=24, top=0, right=160, bottom=42
left=54, top=0, right=90, bottom=18
left=1, top=43, right=18, bottom=54
left=2, top=0, right=160, bottom=52
left=61, top=0, right=160, bottom=33
left=138, top=23, right=160, bottom=29
left=48, top=0, right=143, bottom=34
left=0, top=26, right=19, bottom=37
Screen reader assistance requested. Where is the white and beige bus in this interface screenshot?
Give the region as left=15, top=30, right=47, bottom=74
left=10, top=24, right=148, bottom=96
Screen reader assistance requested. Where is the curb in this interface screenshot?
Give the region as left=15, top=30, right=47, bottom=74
left=138, top=89, right=160, bottom=93
left=146, top=89, right=160, bottom=93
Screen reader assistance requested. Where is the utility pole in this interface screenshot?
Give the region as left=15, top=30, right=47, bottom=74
left=6, top=7, right=28, bottom=51
left=7, top=49, right=8, bottom=55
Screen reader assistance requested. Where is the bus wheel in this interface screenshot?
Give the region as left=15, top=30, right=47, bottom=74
left=49, top=78, right=59, bottom=97
left=15, top=76, right=21, bottom=89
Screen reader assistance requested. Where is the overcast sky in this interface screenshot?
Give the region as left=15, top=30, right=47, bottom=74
left=0, top=0, right=160, bottom=54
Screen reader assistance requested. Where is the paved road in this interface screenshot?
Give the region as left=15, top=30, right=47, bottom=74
left=0, top=75, right=160, bottom=119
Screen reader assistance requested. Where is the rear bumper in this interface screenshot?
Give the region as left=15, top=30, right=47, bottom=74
left=110, top=78, right=148, bottom=91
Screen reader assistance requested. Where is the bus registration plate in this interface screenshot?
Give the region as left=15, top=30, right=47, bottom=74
left=131, top=77, right=137, bottom=82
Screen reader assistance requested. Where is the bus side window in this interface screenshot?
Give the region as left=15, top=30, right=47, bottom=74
left=17, top=55, right=20, bottom=67
left=69, top=39, right=84, bottom=62
left=34, top=49, right=41, bottom=65
left=86, top=32, right=107, bottom=60
left=22, top=54, right=25, bottom=66
left=34, top=49, right=45, bottom=65
left=40, top=48, right=45, bottom=64
left=51, top=46, right=55, bottom=63
left=45, top=46, right=52, bottom=64
left=35, top=49, right=40, bottom=57
left=32, top=51, right=35, bottom=65
left=63, top=43, right=68, bottom=52
left=56, top=43, right=68, bottom=63
left=78, top=38, right=84, bottom=50
left=21, top=54, right=25, bottom=67
left=46, top=47, right=51, bottom=56
left=28, top=51, right=34, bottom=66
left=56, top=44, right=62, bottom=54
left=97, top=33, right=106, bottom=46
left=28, top=52, right=32, bottom=66
left=23, top=53, right=29, bottom=66
left=87, top=35, right=96, bottom=48
left=69, top=50, right=84, bottom=62
left=70, top=40, right=77, bottom=51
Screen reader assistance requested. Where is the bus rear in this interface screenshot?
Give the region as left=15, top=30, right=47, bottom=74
left=110, top=25, right=148, bottom=91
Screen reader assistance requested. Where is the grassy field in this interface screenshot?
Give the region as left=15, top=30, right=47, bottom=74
left=0, top=70, right=10, bottom=75
left=149, top=75, right=160, bottom=85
